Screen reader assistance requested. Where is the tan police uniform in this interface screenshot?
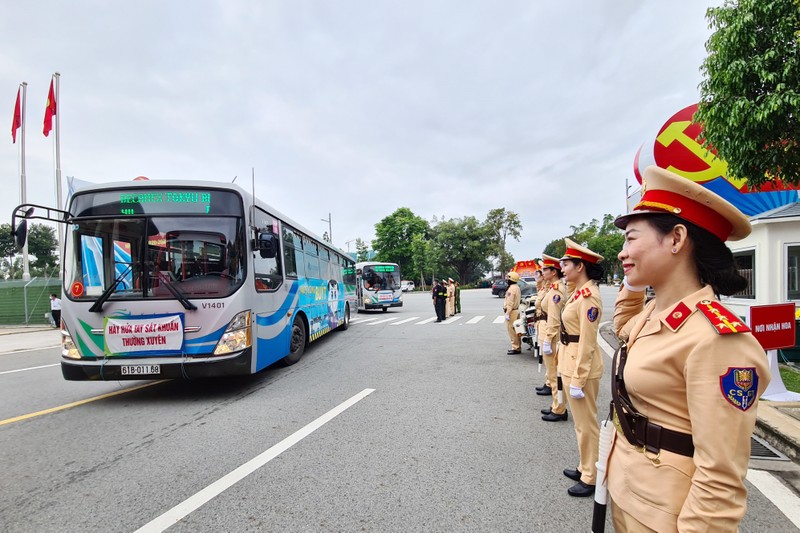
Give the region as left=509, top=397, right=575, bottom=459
left=558, top=240, right=604, bottom=487
left=446, top=278, right=455, bottom=317
left=533, top=266, right=550, bottom=385
left=607, top=166, right=772, bottom=532
left=542, top=278, right=567, bottom=414
left=504, top=272, right=522, bottom=351
left=540, top=254, right=567, bottom=414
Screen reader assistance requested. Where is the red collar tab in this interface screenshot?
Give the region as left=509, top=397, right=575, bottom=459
left=696, top=300, right=750, bottom=334
left=664, top=301, right=692, bottom=331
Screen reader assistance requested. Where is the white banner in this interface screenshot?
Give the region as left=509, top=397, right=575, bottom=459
left=104, top=314, right=184, bottom=355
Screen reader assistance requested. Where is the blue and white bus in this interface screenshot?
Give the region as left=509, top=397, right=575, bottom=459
left=11, top=179, right=357, bottom=380
left=355, top=261, right=403, bottom=312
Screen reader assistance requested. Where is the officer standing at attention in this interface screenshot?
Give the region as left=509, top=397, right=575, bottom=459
left=503, top=271, right=522, bottom=354
left=532, top=261, right=552, bottom=394
left=539, top=254, right=568, bottom=421
left=446, top=278, right=456, bottom=317
left=454, top=281, right=461, bottom=314
left=608, top=166, right=770, bottom=532
left=433, top=279, right=447, bottom=322
left=558, top=238, right=604, bottom=497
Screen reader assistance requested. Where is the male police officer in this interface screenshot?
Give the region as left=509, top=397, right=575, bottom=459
left=503, top=271, right=522, bottom=354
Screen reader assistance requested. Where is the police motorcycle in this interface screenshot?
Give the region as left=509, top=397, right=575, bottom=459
left=514, top=294, right=543, bottom=371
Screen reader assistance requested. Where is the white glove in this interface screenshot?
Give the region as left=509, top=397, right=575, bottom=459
left=542, top=341, right=552, bottom=355
left=505, top=315, right=510, bottom=321
left=569, top=385, right=585, bottom=399
left=623, top=276, right=646, bottom=292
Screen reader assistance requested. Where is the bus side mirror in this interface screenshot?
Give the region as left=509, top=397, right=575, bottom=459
left=12, top=207, right=34, bottom=250
left=258, top=233, right=277, bottom=259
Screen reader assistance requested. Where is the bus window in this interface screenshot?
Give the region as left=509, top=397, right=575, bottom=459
left=253, top=209, right=283, bottom=291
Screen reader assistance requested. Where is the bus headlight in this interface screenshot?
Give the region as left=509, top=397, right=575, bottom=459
left=62, top=328, right=80, bottom=359
left=213, top=310, right=252, bottom=355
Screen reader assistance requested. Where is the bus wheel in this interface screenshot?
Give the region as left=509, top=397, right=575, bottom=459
left=337, top=304, right=350, bottom=331
left=281, top=317, right=306, bottom=366
left=382, top=307, right=388, bottom=312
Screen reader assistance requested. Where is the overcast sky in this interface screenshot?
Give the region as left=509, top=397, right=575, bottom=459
left=2, top=1, right=720, bottom=263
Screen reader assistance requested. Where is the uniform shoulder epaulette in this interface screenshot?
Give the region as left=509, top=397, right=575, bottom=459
left=696, top=299, right=750, bottom=334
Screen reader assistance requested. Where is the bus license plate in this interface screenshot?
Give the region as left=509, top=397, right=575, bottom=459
left=120, top=365, right=161, bottom=376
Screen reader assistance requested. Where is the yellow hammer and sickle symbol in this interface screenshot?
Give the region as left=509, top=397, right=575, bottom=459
left=656, top=121, right=747, bottom=190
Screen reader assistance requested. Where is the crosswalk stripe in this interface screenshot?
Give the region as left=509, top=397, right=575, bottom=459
left=442, top=316, right=462, bottom=324
left=466, top=316, right=485, bottom=324
left=366, top=317, right=398, bottom=325
left=415, top=317, right=438, bottom=325
left=351, top=317, right=382, bottom=324
left=493, top=315, right=505, bottom=324
left=390, top=317, right=420, bottom=325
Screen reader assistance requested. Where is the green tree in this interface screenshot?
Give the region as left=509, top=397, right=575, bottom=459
left=543, top=214, right=624, bottom=282
left=543, top=238, right=566, bottom=259
left=696, top=0, right=800, bottom=187
left=432, top=216, right=493, bottom=284
left=355, top=238, right=369, bottom=262
left=484, top=208, right=522, bottom=274
left=0, top=223, right=16, bottom=279
left=27, top=224, right=59, bottom=273
left=410, top=233, right=431, bottom=289
left=372, top=208, right=430, bottom=282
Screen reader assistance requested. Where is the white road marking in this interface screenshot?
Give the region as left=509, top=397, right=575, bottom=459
left=390, top=317, right=420, bottom=325
left=134, top=388, right=376, bottom=533
left=415, top=317, right=438, bottom=325
left=442, top=316, right=462, bottom=324
left=746, top=469, right=800, bottom=528
left=0, top=363, right=60, bottom=375
left=350, top=317, right=382, bottom=325
left=465, top=316, right=484, bottom=324
left=492, top=315, right=505, bottom=324
left=365, top=317, right=399, bottom=325
left=0, top=344, right=61, bottom=355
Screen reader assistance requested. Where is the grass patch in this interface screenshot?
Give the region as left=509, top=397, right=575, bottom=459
left=779, top=364, right=800, bottom=393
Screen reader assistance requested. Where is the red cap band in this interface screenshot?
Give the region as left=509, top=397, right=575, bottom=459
left=634, top=189, right=732, bottom=241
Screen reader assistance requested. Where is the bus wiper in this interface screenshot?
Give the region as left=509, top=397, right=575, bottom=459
left=89, top=264, right=134, bottom=313
left=154, top=269, right=198, bottom=311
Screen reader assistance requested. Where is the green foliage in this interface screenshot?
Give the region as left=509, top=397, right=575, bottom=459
left=355, top=238, right=369, bottom=262
left=779, top=364, right=800, bottom=393
left=697, top=0, right=800, bottom=186
left=431, top=216, right=493, bottom=284
left=542, top=214, right=624, bottom=281
left=372, top=208, right=430, bottom=282
left=27, top=224, right=59, bottom=272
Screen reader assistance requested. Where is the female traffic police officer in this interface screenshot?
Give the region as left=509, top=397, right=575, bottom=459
left=539, top=254, right=568, bottom=421
left=533, top=261, right=551, bottom=394
left=608, top=166, right=771, bottom=532
left=558, top=238, right=605, bottom=497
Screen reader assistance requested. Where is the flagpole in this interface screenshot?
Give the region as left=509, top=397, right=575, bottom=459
left=20, top=82, right=31, bottom=281
left=53, top=72, right=63, bottom=256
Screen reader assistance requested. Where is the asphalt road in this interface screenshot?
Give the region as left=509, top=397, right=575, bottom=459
left=0, top=287, right=797, bottom=532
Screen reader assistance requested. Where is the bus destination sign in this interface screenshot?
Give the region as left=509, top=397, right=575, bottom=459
left=119, top=191, right=212, bottom=215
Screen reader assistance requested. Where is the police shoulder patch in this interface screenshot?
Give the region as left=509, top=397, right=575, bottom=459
left=586, top=307, right=599, bottom=322
left=720, top=367, right=759, bottom=411
left=552, top=294, right=561, bottom=304
left=696, top=300, right=750, bottom=334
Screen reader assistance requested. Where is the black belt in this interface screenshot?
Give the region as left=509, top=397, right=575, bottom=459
left=538, top=311, right=548, bottom=321
left=611, top=343, right=694, bottom=458
left=560, top=332, right=579, bottom=344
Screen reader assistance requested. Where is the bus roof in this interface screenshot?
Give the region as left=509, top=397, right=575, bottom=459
left=69, top=178, right=352, bottom=261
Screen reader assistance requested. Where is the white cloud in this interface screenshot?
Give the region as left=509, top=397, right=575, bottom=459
left=1, top=0, right=720, bottom=265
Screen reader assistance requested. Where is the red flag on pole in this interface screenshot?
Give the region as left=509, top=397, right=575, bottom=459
left=12, top=88, right=21, bottom=143
left=43, top=78, right=56, bottom=137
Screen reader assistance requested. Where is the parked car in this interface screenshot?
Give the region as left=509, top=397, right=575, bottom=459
left=491, top=279, right=508, bottom=297
left=401, top=280, right=415, bottom=292
left=492, top=279, right=536, bottom=298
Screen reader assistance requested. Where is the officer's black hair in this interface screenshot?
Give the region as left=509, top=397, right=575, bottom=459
left=547, top=267, right=564, bottom=279
left=562, top=259, right=604, bottom=282
left=641, top=213, right=748, bottom=297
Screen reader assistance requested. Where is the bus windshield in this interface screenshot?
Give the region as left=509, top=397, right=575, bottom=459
left=64, top=216, right=246, bottom=301
left=362, top=264, right=401, bottom=291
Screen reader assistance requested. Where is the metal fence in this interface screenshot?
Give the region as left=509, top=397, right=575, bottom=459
left=0, top=277, right=62, bottom=325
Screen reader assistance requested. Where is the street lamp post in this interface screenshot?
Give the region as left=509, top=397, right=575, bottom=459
left=321, top=213, right=332, bottom=244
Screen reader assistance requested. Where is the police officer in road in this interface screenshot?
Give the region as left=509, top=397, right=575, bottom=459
left=539, top=254, right=568, bottom=421
left=432, top=278, right=447, bottom=322
left=608, top=166, right=771, bottom=532
left=558, top=238, right=605, bottom=497
left=503, top=271, right=522, bottom=354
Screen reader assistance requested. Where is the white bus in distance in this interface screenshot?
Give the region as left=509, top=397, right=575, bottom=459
left=354, top=261, right=403, bottom=312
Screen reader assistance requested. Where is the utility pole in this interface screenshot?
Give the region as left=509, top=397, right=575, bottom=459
left=321, top=213, right=332, bottom=244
